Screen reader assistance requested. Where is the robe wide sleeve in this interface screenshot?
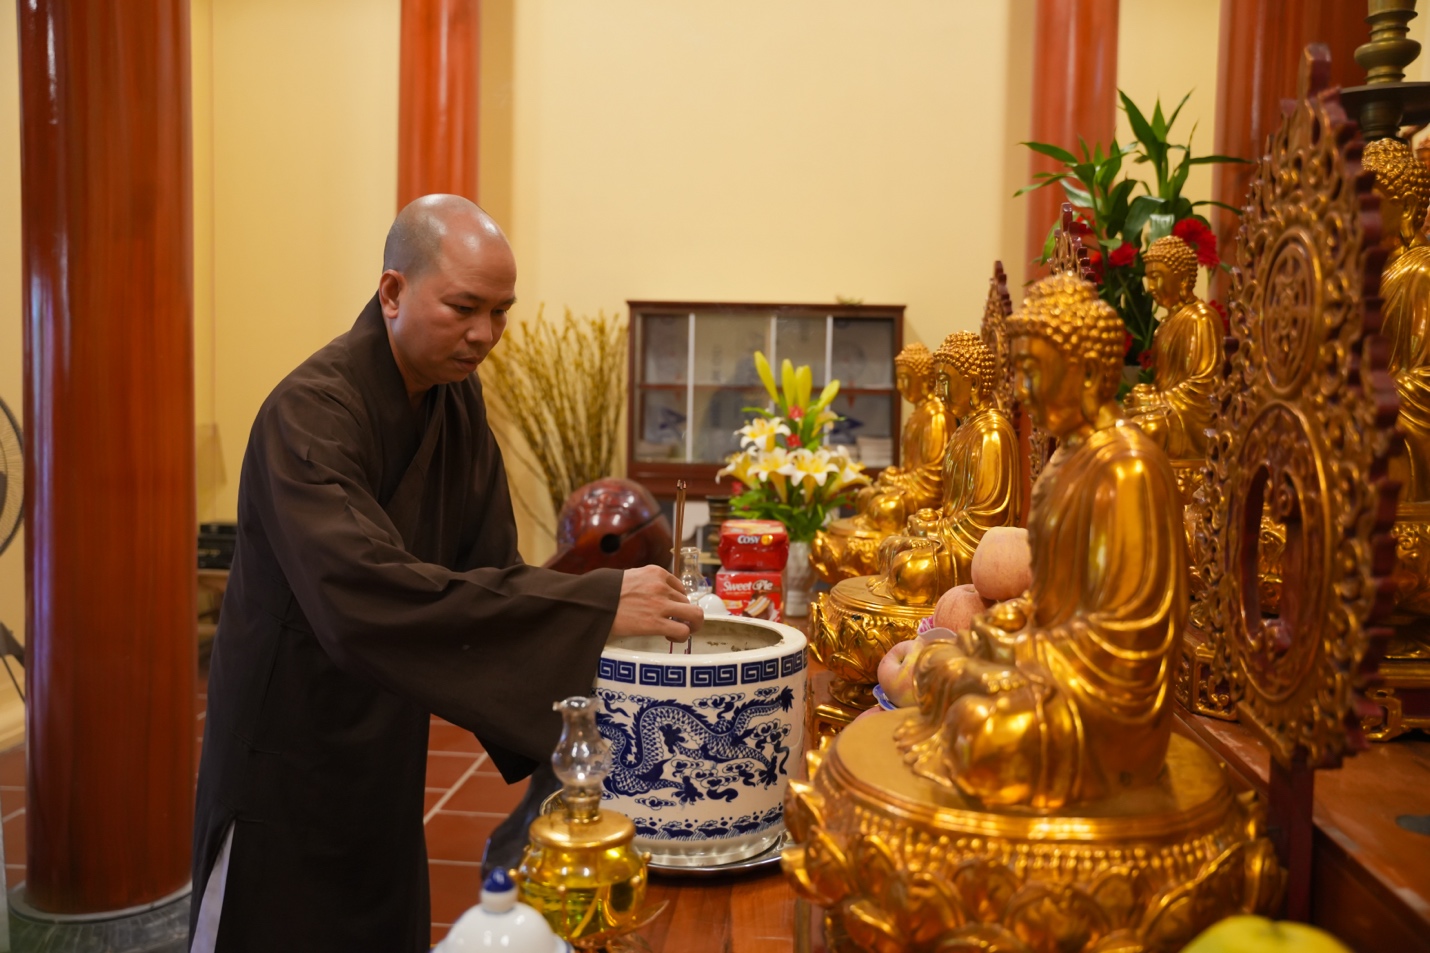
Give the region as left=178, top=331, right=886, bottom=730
left=248, top=381, right=622, bottom=780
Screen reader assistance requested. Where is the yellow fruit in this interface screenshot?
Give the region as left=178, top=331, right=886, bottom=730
left=1182, top=916, right=1352, bottom=953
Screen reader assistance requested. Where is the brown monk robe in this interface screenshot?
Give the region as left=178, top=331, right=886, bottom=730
left=190, top=196, right=700, bottom=953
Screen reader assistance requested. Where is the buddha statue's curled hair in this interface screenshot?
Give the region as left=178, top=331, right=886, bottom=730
left=934, top=331, right=995, bottom=403
left=1007, top=273, right=1125, bottom=401
left=893, top=341, right=935, bottom=381
left=1365, top=137, right=1430, bottom=237
left=1143, top=235, right=1199, bottom=283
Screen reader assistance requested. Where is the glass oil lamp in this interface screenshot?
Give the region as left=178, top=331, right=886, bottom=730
left=514, top=696, right=661, bottom=949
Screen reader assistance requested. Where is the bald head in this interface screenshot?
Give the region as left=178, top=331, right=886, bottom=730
left=383, top=194, right=509, bottom=279
left=378, top=195, right=518, bottom=406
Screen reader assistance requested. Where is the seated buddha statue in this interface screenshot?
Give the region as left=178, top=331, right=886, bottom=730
left=872, top=331, right=1023, bottom=602
left=896, top=274, right=1186, bottom=810
left=1123, top=234, right=1223, bottom=501
left=811, top=342, right=950, bottom=584
left=810, top=333, right=1022, bottom=706
left=1364, top=137, right=1430, bottom=619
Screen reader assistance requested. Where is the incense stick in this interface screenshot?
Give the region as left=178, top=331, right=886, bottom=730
left=670, top=481, right=687, bottom=654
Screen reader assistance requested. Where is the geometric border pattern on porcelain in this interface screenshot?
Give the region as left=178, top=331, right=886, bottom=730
left=597, top=649, right=806, bottom=687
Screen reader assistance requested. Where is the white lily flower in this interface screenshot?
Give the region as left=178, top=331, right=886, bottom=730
left=738, top=417, right=791, bottom=452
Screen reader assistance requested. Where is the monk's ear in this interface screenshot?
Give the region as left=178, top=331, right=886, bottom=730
left=378, top=270, right=405, bottom=320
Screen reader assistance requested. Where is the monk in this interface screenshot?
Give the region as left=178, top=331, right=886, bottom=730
left=190, top=195, right=702, bottom=953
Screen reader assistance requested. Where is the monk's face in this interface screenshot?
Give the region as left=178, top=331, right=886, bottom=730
left=1011, top=334, right=1088, bottom=438
left=380, top=226, right=517, bottom=395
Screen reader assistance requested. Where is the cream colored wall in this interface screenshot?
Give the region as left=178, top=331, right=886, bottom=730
left=0, top=1, right=1262, bottom=641
left=0, top=3, right=24, bottom=748
left=502, top=0, right=1036, bottom=558
left=1116, top=0, right=1222, bottom=300
left=201, top=0, right=401, bottom=521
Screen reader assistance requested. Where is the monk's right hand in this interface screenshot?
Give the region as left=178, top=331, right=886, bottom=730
left=610, top=565, right=704, bottom=642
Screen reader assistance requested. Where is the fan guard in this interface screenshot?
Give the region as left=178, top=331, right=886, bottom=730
left=0, top=397, right=22, bottom=559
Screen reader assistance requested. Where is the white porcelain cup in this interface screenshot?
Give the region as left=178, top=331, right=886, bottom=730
left=595, top=616, right=807, bottom=867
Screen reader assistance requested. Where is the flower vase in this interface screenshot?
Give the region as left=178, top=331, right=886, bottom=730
left=784, top=540, right=814, bottom=617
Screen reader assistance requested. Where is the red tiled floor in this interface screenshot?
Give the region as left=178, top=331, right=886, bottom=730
left=0, top=662, right=517, bottom=941
left=0, top=747, right=24, bottom=788
left=426, top=752, right=482, bottom=789
left=0, top=786, right=25, bottom=819
left=429, top=721, right=483, bottom=754
left=423, top=812, right=500, bottom=863
left=4, top=812, right=25, bottom=863
left=428, top=860, right=484, bottom=924
left=441, top=771, right=528, bottom=815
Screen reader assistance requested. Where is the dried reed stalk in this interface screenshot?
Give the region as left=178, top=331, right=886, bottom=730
left=481, top=306, right=626, bottom=535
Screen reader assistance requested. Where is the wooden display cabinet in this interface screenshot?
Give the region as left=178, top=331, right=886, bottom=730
left=626, top=300, right=905, bottom=499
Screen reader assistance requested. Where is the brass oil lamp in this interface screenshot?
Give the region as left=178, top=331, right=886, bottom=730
left=514, top=696, right=661, bottom=949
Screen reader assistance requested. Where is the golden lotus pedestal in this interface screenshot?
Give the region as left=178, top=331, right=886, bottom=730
left=782, top=711, right=1282, bottom=953
left=809, top=577, right=930, bottom=712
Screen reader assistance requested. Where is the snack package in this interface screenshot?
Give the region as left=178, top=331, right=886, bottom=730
left=714, top=569, right=784, bottom=622
left=718, top=520, right=790, bottom=571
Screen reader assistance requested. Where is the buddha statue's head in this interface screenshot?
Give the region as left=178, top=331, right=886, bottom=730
left=933, top=332, right=994, bottom=418
left=1364, top=137, right=1430, bottom=257
left=893, top=342, right=936, bottom=405
left=1143, top=236, right=1199, bottom=313
left=1007, top=274, right=1124, bottom=440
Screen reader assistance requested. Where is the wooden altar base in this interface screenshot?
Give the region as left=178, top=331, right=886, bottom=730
left=1174, top=710, right=1430, bottom=953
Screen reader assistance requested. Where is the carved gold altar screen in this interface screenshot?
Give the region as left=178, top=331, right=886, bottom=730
left=785, top=270, right=1282, bottom=953
left=809, top=263, right=1024, bottom=723
left=1180, top=51, right=1409, bottom=753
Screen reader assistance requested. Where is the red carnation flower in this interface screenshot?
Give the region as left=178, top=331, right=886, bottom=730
left=1138, top=349, right=1156, bottom=370
left=1123, top=331, right=1134, bottom=356
left=786, top=434, right=801, bottom=449
left=1109, top=242, right=1137, bottom=269
left=1085, top=248, right=1105, bottom=284
left=1173, top=218, right=1220, bottom=270
left=788, top=405, right=805, bottom=421
left=1209, top=299, right=1229, bottom=334
left=731, top=481, right=745, bottom=494
left=1071, top=214, right=1095, bottom=238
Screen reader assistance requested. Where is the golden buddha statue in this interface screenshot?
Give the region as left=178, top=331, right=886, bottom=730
left=899, top=274, right=1183, bottom=808
left=876, top=332, right=1022, bottom=601
left=811, top=343, right=950, bottom=584
left=1124, top=234, right=1223, bottom=501
left=1365, top=137, right=1430, bottom=620
left=810, top=332, right=1022, bottom=709
left=784, top=274, right=1281, bottom=951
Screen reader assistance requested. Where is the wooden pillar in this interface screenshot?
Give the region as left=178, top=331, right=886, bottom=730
left=398, top=0, right=482, bottom=207
left=1212, top=0, right=1366, bottom=291
left=1024, top=0, right=1121, bottom=273
left=18, top=0, right=196, bottom=919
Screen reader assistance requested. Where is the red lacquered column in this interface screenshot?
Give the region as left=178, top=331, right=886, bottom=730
left=1024, top=0, right=1121, bottom=273
left=18, top=0, right=196, bottom=916
left=1212, top=0, right=1365, bottom=293
left=398, top=0, right=482, bottom=206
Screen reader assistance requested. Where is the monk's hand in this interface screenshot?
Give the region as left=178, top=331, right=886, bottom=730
left=610, top=565, right=705, bottom=642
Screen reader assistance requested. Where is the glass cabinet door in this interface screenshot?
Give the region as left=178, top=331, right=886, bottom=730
left=630, top=302, right=903, bottom=485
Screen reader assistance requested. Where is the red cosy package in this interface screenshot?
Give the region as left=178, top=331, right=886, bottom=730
left=715, top=569, right=784, bottom=622
left=717, top=519, right=789, bottom=571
